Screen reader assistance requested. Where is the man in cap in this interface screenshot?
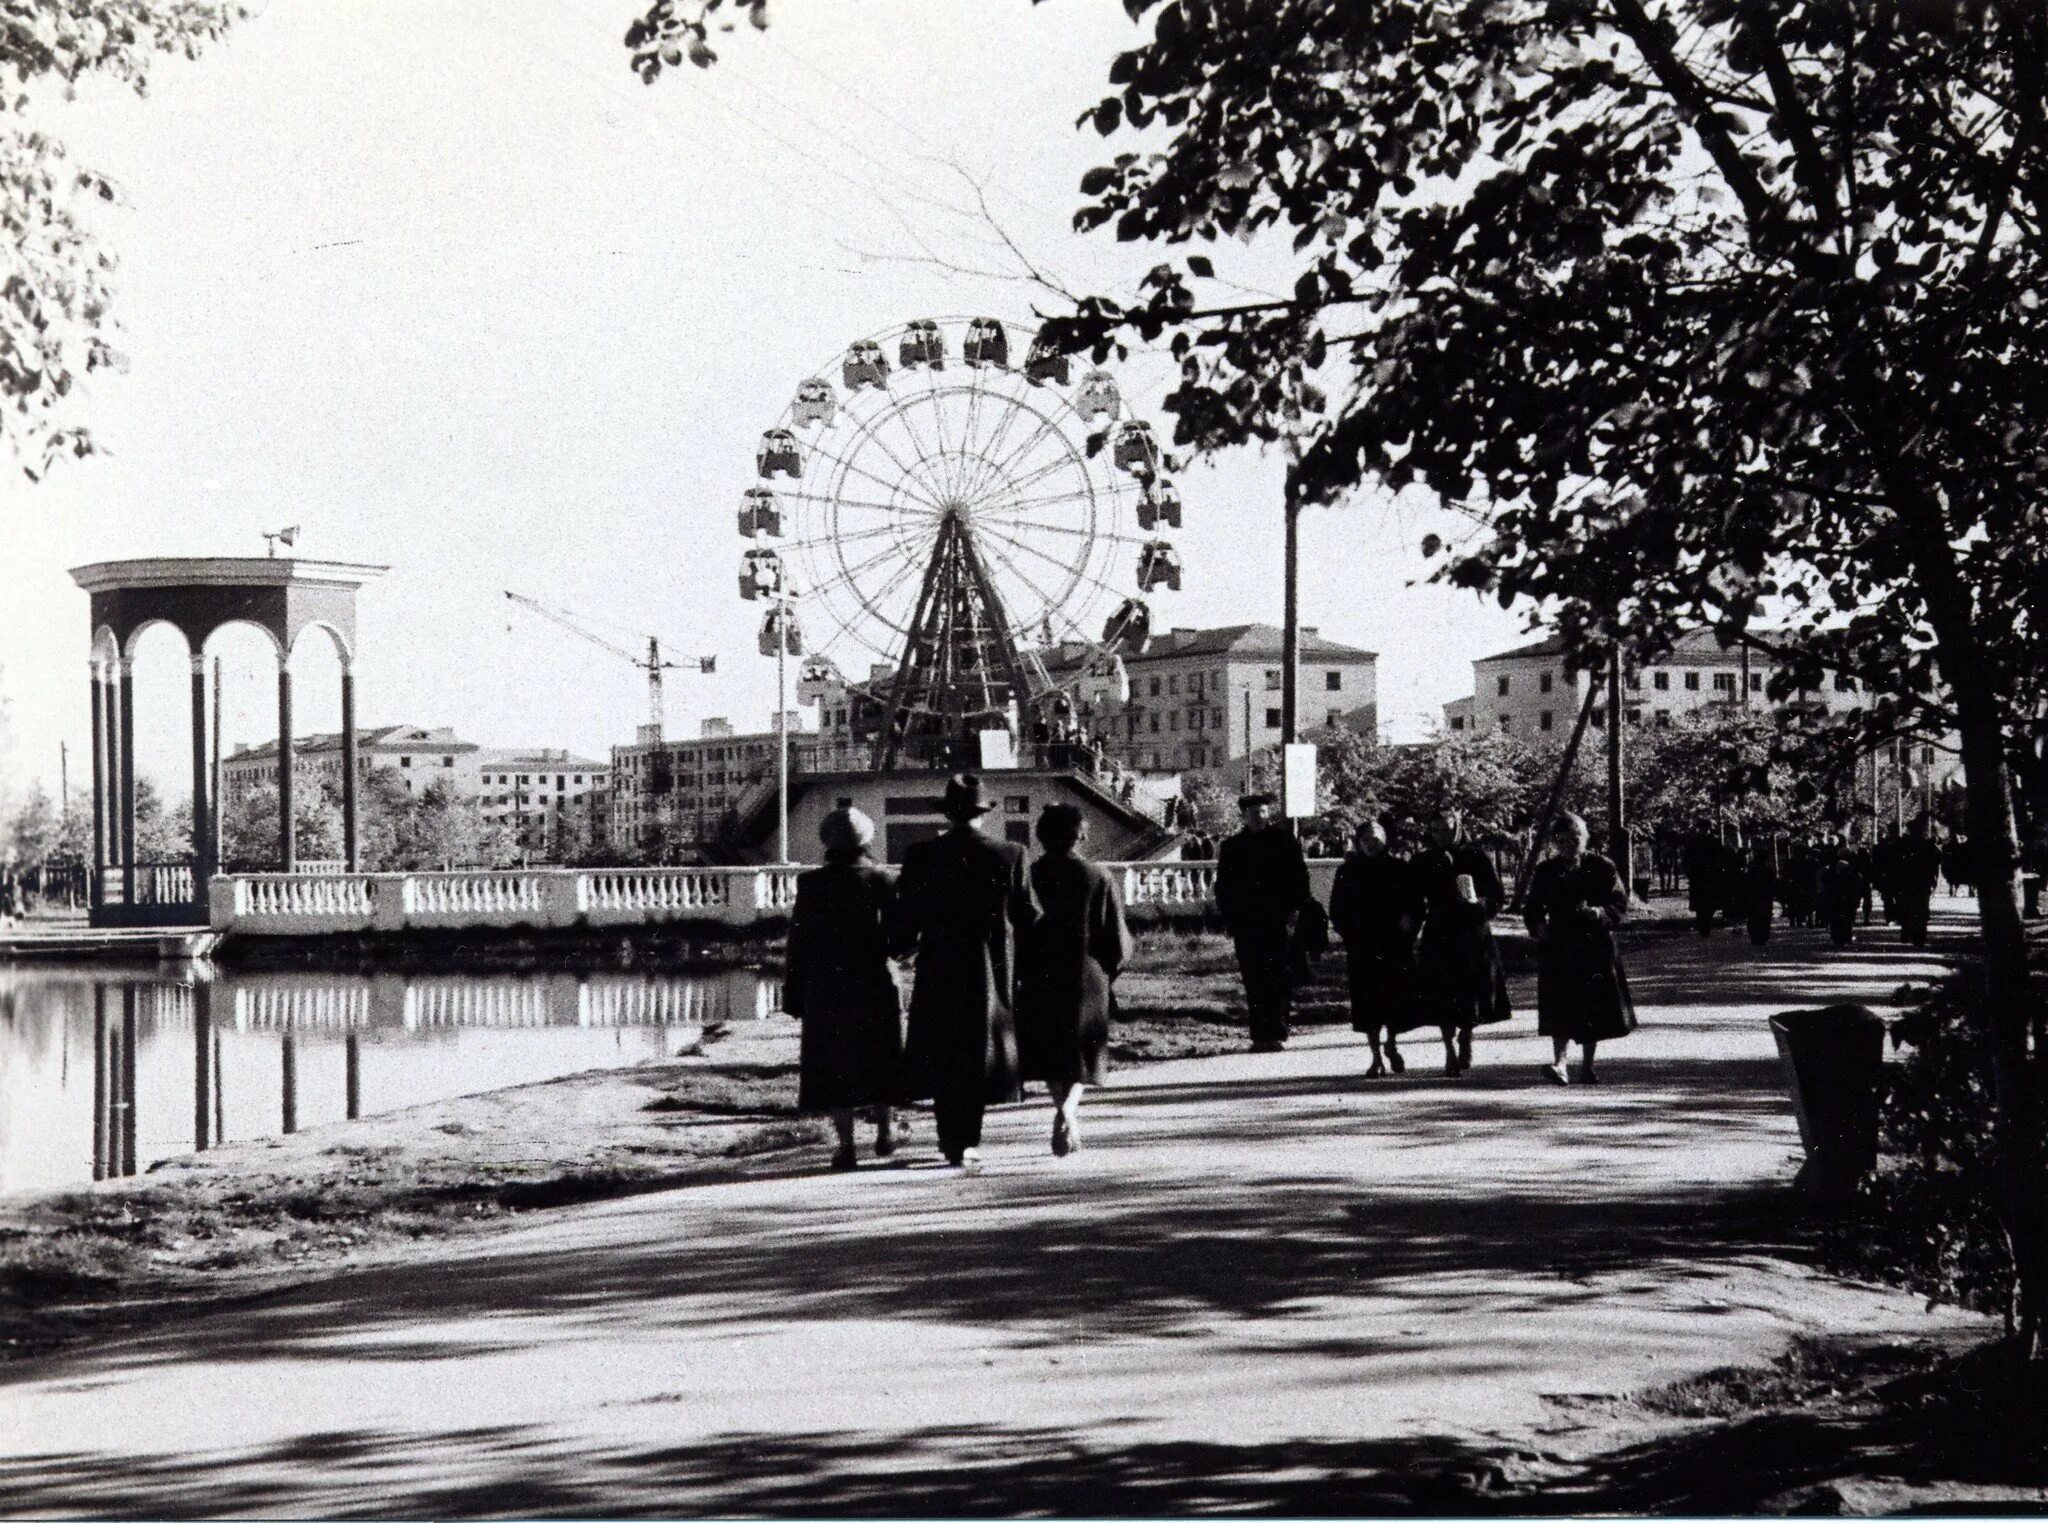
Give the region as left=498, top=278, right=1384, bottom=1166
left=1215, top=792, right=1312, bottom=1052
left=893, top=773, right=1040, bottom=1171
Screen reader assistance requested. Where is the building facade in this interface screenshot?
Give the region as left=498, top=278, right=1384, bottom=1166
left=1442, top=630, right=1878, bottom=738
left=607, top=714, right=861, bottom=856
left=477, top=749, right=609, bottom=857
left=1052, top=624, right=1379, bottom=776
left=222, top=724, right=485, bottom=809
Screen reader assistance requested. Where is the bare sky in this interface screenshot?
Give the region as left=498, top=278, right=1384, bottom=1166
left=0, top=0, right=1530, bottom=806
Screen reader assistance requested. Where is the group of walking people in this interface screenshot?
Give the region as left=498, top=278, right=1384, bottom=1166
left=784, top=774, right=1646, bottom=1177
left=782, top=773, right=1129, bottom=1173
left=1684, top=817, right=1948, bottom=949
left=1321, top=805, right=1636, bottom=1086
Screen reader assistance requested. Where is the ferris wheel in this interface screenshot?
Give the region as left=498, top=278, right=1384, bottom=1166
left=737, top=316, right=1186, bottom=768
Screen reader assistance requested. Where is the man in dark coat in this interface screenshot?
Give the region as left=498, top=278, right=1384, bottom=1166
left=784, top=805, right=903, bottom=1171
left=892, top=773, right=1040, bottom=1171
left=1214, top=793, right=1311, bottom=1052
left=1524, top=810, right=1635, bottom=1084
left=1017, top=803, right=1131, bottom=1156
left=1328, top=817, right=1427, bottom=1077
left=1819, top=839, right=1867, bottom=946
left=1893, top=816, right=1943, bottom=946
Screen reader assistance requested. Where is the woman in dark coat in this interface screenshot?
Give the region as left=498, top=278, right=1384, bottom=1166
left=783, top=806, right=903, bottom=1170
left=1524, top=810, right=1636, bottom=1084
left=1328, top=818, right=1428, bottom=1077
left=1413, top=814, right=1512, bottom=1074
left=1016, top=803, right=1131, bottom=1156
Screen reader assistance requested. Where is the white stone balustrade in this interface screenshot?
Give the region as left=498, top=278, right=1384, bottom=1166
left=211, top=859, right=1344, bottom=938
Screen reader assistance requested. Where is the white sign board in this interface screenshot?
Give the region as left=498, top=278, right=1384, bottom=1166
left=1283, top=742, right=1318, bottom=818
left=978, top=728, right=1019, bottom=771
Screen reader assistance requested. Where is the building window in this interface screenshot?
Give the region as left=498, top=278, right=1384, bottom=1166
left=1168, top=674, right=1179, bottom=694
left=443, top=756, right=454, bottom=767
left=1191, top=672, right=1204, bottom=695
left=1190, top=709, right=1204, bottom=732
left=1589, top=709, right=1605, bottom=729
left=1684, top=672, right=1701, bottom=691
left=1169, top=712, right=1179, bottom=731
left=1147, top=751, right=1161, bottom=769
left=401, top=756, right=413, bottom=768
left=1211, top=707, right=1224, bottom=728
left=1834, top=674, right=1857, bottom=692
left=1449, top=716, right=1466, bottom=732
left=1498, top=714, right=1512, bottom=731
left=1653, top=671, right=1669, bottom=691
left=1326, top=709, right=1343, bottom=729
left=1497, top=675, right=1511, bottom=697
left=1265, top=669, right=1282, bottom=691
left=1539, top=671, right=1553, bottom=694
left=1006, top=796, right=1030, bottom=814
left=1539, top=710, right=1554, bottom=732
left=1655, top=709, right=1671, bottom=728
left=1713, top=671, right=1736, bottom=692
left=1266, top=708, right=1282, bottom=728
left=1149, top=714, right=1160, bottom=733
left=1627, top=707, right=1643, bottom=726
left=1748, top=672, right=1763, bottom=691
left=1325, top=671, right=1342, bottom=691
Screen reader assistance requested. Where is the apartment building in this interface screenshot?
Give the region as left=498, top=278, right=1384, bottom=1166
left=1050, top=624, right=1379, bottom=775
left=221, top=724, right=484, bottom=808
left=1442, top=630, right=1883, bottom=738
left=477, top=750, right=610, bottom=856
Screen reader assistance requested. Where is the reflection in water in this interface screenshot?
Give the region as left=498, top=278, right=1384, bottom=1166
left=0, top=966, right=783, bottom=1195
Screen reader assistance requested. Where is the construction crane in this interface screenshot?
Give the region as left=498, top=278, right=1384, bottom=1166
left=505, top=591, right=715, bottom=739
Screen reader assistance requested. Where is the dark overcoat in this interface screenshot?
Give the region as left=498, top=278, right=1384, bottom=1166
left=893, top=824, right=1039, bottom=1106
left=1328, top=849, right=1429, bottom=1035
left=1414, top=843, right=1513, bottom=1029
left=784, top=855, right=904, bottom=1112
left=1524, top=851, right=1637, bottom=1042
left=1214, top=824, right=1311, bottom=939
left=1016, top=850, right=1131, bottom=1087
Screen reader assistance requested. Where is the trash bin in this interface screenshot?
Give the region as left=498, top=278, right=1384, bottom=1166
left=1769, top=1005, right=1887, bottom=1201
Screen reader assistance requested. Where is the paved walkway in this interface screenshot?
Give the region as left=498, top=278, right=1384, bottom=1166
left=0, top=904, right=1989, bottom=1516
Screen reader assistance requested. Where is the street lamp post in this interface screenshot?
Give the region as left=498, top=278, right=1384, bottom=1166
left=776, top=582, right=791, bottom=866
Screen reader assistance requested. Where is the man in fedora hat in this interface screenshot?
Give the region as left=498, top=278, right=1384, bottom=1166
left=1215, top=792, right=1312, bottom=1052
left=892, top=773, right=1040, bottom=1171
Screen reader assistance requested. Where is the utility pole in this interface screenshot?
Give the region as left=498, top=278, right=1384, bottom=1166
left=776, top=586, right=790, bottom=866
left=60, top=742, right=68, bottom=821
left=1243, top=687, right=1254, bottom=793
left=1608, top=640, right=1629, bottom=894
left=210, top=659, right=223, bottom=869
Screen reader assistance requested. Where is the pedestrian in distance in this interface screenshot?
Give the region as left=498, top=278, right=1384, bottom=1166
left=1819, top=839, right=1867, bottom=947
left=1412, top=812, right=1511, bottom=1074
left=1941, top=832, right=1972, bottom=897
left=1524, top=810, right=1636, bottom=1085
left=1894, top=814, right=1942, bottom=947
left=1328, top=817, right=1428, bottom=1077
left=892, top=773, right=1039, bottom=1173
left=1214, top=792, right=1312, bottom=1053
left=1016, top=803, right=1131, bottom=1157
left=1744, top=837, right=1777, bottom=946
left=783, top=806, right=904, bottom=1172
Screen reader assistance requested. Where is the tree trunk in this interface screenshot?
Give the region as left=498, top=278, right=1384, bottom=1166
left=1949, top=659, right=2044, bottom=1357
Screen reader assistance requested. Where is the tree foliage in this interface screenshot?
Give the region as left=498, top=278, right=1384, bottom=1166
left=5, top=0, right=240, bottom=478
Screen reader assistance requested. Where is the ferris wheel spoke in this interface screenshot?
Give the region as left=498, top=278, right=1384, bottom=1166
left=881, top=394, right=945, bottom=496
left=775, top=486, right=939, bottom=518
left=977, top=456, right=1095, bottom=510
left=983, top=389, right=1090, bottom=487
left=971, top=483, right=1107, bottom=525
left=804, top=535, right=925, bottom=605
left=970, top=529, right=1088, bottom=642
left=957, top=385, right=1033, bottom=505
left=822, top=448, right=951, bottom=516
left=774, top=520, right=924, bottom=558
left=812, top=549, right=928, bottom=655
left=831, top=414, right=942, bottom=512
left=980, top=517, right=1151, bottom=548
left=978, top=521, right=1128, bottom=610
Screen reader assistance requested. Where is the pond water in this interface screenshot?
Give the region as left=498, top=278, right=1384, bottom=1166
left=0, top=964, right=783, bottom=1196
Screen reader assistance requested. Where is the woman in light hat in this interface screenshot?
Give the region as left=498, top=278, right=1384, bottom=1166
left=784, top=805, right=904, bottom=1169
left=1017, top=802, right=1131, bottom=1155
